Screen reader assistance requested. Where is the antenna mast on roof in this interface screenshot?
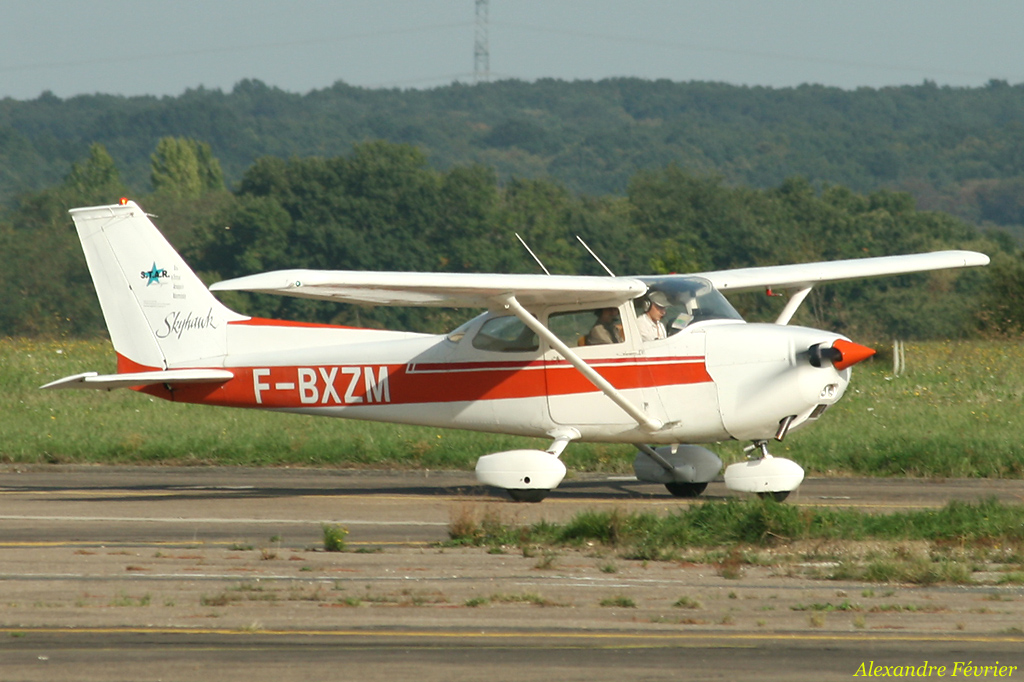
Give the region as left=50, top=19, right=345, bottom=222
left=576, top=235, right=617, bottom=277
left=474, top=0, right=490, bottom=83
left=515, top=233, right=551, bottom=275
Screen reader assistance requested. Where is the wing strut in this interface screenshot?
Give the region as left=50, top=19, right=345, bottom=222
left=498, top=294, right=664, bottom=432
left=774, top=286, right=812, bottom=325
left=635, top=442, right=675, bottom=473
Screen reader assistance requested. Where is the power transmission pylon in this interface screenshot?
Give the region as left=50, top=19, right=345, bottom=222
left=474, top=0, right=490, bottom=83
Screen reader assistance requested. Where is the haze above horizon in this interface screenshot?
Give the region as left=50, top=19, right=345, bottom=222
left=2, top=0, right=1022, bottom=100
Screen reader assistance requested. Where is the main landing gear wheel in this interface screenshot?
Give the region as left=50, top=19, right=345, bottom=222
left=507, top=489, right=550, bottom=503
left=664, top=481, right=708, bottom=498
left=757, top=490, right=791, bottom=502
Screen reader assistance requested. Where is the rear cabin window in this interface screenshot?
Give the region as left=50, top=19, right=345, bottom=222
left=548, top=309, right=625, bottom=347
left=471, top=316, right=539, bottom=353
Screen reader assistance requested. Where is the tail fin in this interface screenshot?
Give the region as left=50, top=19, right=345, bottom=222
left=70, top=201, right=246, bottom=371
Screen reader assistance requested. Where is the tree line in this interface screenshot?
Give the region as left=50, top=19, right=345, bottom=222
left=3, top=78, right=1024, bottom=240
left=2, top=138, right=1018, bottom=341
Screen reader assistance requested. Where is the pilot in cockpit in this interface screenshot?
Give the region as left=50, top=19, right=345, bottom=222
left=636, top=291, right=669, bottom=341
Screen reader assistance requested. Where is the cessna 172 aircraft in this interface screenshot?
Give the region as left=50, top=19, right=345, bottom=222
left=44, top=200, right=989, bottom=501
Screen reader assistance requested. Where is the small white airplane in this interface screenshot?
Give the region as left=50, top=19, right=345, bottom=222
left=44, top=200, right=989, bottom=502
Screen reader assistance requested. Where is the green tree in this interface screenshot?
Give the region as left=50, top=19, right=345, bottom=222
left=0, top=144, right=127, bottom=336
left=977, top=251, right=1024, bottom=334
left=151, top=137, right=224, bottom=198
left=63, top=144, right=126, bottom=207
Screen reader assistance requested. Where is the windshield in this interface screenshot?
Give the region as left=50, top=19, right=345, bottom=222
left=446, top=316, right=480, bottom=343
left=637, top=276, right=744, bottom=335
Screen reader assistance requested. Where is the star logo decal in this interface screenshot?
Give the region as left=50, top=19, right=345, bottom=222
left=141, top=263, right=169, bottom=286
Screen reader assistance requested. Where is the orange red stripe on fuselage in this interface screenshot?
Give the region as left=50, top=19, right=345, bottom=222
left=125, top=354, right=712, bottom=409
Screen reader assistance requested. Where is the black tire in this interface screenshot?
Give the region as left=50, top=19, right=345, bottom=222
left=507, top=489, right=549, bottom=503
left=757, top=491, right=791, bottom=502
left=664, top=481, right=708, bottom=498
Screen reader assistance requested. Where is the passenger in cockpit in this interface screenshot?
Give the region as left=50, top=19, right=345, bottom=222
left=586, top=308, right=623, bottom=345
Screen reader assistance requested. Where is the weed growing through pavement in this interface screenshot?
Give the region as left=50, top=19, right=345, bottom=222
left=600, top=596, right=636, bottom=608
left=673, top=596, right=702, bottom=609
left=322, top=524, right=348, bottom=552
left=488, top=592, right=563, bottom=607
left=109, top=592, right=151, bottom=607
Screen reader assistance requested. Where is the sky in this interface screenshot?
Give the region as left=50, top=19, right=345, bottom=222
left=1, top=0, right=1022, bottom=100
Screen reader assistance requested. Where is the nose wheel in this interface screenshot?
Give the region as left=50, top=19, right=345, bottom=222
left=723, top=440, right=804, bottom=501
left=757, top=490, right=791, bottom=502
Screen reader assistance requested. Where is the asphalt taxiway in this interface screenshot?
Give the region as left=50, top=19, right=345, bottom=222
left=2, top=465, right=1022, bottom=546
left=0, top=466, right=1021, bottom=681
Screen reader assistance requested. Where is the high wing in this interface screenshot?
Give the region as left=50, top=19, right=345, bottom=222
left=693, top=250, right=989, bottom=293
left=211, top=251, right=989, bottom=308
left=209, top=250, right=989, bottom=345
left=210, top=270, right=647, bottom=308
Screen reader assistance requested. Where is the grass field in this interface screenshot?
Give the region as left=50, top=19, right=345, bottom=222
left=448, top=497, right=1024, bottom=584
left=3, top=336, right=1024, bottom=478
left=454, top=497, right=1024, bottom=548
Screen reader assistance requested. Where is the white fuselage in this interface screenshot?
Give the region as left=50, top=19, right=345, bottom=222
left=144, top=305, right=851, bottom=447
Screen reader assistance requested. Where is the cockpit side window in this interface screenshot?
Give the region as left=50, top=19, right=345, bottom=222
left=471, top=316, right=539, bottom=352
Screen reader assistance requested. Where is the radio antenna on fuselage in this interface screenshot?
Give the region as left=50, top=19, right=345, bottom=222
left=515, top=233, right=552, bottom=276
left=576, top=235, right=616, bottom=277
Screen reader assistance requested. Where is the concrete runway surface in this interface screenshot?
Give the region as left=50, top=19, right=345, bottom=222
left=0, top=465, right=1022, bottom=681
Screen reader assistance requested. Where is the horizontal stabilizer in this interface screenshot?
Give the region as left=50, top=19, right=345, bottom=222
left=41, top=369, right=234, bottom=391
